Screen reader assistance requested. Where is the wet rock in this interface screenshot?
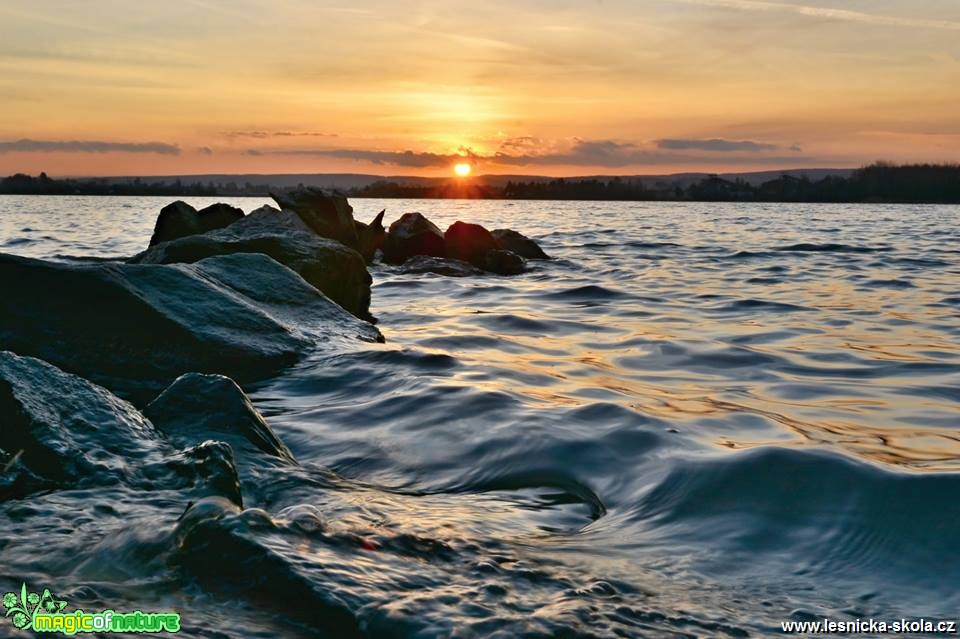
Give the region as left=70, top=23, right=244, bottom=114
left=0, top=351, right=158, bottom=486
left=445, top=221, right=499, bottom=267
left=157, top=441, right=244, bottom=507
left=399, top=255, right=484, bottom=277
left=355, top=209, right=386, bottom=264
left=131, top=205, right=373, bottom=321
left=492, top=228, right=550, bottom=259
left=148, top=201, right=244, bottom=247
left=0, top=352, right=247, bottom=506
left=382, top=212, right=446, bottom=264
left=481, top=249, right=526, bottom=275
left=0, top=252, right=382, bottom=402
left=270, top=188, right=359, bottom=250
left=174, top=497, right=364, bottom=638
left=145, top=373, right=295, bottom=464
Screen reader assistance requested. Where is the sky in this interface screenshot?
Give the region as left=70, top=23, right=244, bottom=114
left=1, top=0, right=958, bottom=177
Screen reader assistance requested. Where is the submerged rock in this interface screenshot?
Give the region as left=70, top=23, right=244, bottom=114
left=173, top=497, right=364, bottom=638
left=0, top=252, right=381, bottom=401
left=492, top=228, right=550, bottom=259
left=149, top=201, right=244, bottom=247
left=145, top=373, right=295, bottom=464
left=355, top=209, right=386, bottom=264
left=445, top=221, right=499, bottom=267
left=131, top=205, right=373, bottom=321
left=481, top=249, right=526, bottom=275
left=271, top=188, right=359, bottom=250
left=382, top=212, right=446, bottom=264
left=398, top=255, right=484, bottom=277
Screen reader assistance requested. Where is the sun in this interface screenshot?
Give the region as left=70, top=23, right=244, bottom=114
left=454, top=162, right=472, bottom=177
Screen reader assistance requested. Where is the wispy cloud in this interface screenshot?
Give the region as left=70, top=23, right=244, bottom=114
left=282, top=148, right=465, bottom=168
left=224, top=130, right=338, bottom=140
left=0, top=139, right=180, bottom=154
left=657, top=138, right=780, bottom=152
left=672, top=0, right=960, bottom=30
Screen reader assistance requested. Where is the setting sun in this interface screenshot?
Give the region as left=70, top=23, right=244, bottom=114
left=454, top=163, right=472, bottom=177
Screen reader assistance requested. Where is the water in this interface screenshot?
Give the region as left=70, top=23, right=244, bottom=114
left=1, top=195, right=959, bottom=637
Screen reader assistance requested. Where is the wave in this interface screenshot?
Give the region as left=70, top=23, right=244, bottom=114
left=628, top=447, right=960, bottom=591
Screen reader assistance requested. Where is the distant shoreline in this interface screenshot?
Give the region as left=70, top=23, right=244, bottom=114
left=3, top=163, right=960, bottom=204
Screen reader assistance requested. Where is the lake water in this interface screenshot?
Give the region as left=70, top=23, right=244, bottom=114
left=1, top=195, right=959, bottom=637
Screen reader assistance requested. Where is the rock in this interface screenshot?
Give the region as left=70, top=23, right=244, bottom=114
left=0, top=351, right=248, bottom=505
left=481, top=249, right=526, bottom=275
left=173, top=497, right=364, bottom=637
left=131, top=205, right=373, bottom=321
left=271, top=188, right=359, bottom=250
left=492, top=228, right=550, bottom=259
left=355, top=209, right=386, bottom=264
left=0, top=252, right=382, bottom=402
left=398, top=255, right=484, bottom=277
left=145, top=373, right=295, bottom=463
left=382, top=212, right=446, bottom=264
left=149, top=201, right=244, bottom=247
left=445, top=221, right=499, bottom=267
left=161, top=440, right=244, bottom=507
left=0, top=351, right=158, bottom=487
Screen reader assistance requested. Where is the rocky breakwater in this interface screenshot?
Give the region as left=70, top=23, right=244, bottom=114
left=0, top=352, right=365, bottom=636
left=0, top=188, right=385, bottom=402
left=133, top=189, right=379, bottom=321
left=0, top=193, right=561, bottom=636
left=380, top=212, right=550, bottom=277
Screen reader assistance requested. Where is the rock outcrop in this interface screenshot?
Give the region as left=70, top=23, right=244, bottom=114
left=0, top=351, right=159, bottom=487
left=149, top=201, right=244, bottom=247
left=445, top=221, right=499, bottom=267
left=145, top=373, right=295, bottom=463
left=271, top=188, right=359, bottom=250
left=492, top=228, right=550, bottom=260
left=0, top=252, right=382, bottom=402
left=355, top=209, right=386, bottom=264
left=131, top=205, right=373, bottom=321
left=382, top=213, right=446, bottom=264
left=0, top=352, right=246, bottom=505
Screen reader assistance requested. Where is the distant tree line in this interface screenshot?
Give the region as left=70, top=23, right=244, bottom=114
left=346, top=180, right=501, bottom=199
left=0, top=173, right=276, bottom=197
left=501, top=163, right=960, bottom=203
left=2, top=163, right=959, bottom=203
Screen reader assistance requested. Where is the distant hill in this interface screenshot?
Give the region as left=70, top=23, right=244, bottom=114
left=86, top=169, right=856, bottom=192
left=10, top=164, right=954, bottom=203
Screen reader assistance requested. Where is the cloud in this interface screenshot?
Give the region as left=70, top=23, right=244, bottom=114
left=197, top=146, right=214, bottom=155
left=280, top=148, right=471, bottom=168
left=225, top=130, right=338, bottom=139
left=497, top=136, right=544, bottom=152
left=656, top=138, right=779, bottom=152
left=242, top=149, right=264, bottom=156
left=257, top=139, right=815, bottom=168
left=671, top=0, right=960, bottom=31
left=0, top=138, right=180, bottom=155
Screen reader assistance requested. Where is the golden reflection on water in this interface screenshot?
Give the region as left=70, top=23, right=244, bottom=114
left=410, top=301, right=960, bottom=471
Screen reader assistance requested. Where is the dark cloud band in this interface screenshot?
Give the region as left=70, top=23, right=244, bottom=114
left=266, top=138, right=809, bottom=168
left=0, top=139, right=181, bottom=155
left=656, top=138, right=779, bottom=152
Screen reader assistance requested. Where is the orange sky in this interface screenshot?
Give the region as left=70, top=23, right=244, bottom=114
left=1, top=0, right=958, bottom=177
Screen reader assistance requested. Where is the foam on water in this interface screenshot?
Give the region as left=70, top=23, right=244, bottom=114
left=1, top=195, right=959, bottom=636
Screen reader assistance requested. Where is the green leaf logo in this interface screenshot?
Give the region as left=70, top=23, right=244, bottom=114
left=3, top=583, right=68, bottom=632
